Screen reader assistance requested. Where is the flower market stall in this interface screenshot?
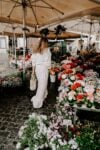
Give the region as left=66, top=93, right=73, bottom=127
left=0, top=68, right=22, bottom=87
left=9, top=53, right=32, bottom=71
left=0, top=46, right=22, bottom=88
left=57, top=57, right=100, bottom=110
left=16, top=96, right=100, bottom=150
left=16, top=51, right=100, bottom=149
left=0, top=1, right=100, bottom=149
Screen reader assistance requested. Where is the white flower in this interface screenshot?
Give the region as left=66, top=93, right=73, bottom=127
left=29, top=113, right=36, bottom=118
left=58, top=139, right=66, bottom=145
left=59, top=91, right=67, bottom=101
left=16, top=142, right=21, bottom=150
left=20, top=125, right=27, bottom=131
left=40, top=115, right=47, bottom=120
left=68, top=139, right=76, bottom=145
left=18, top=130, right=23, bottom=137
left=68, top=139, right=78, bottom=149
left=50, top=144, right=56, bottom=150
left=71, top=143, right=78, bottom=149
left=34, top=133, right=37, bottom=138
left=64, top=79, right=72, bottom=86
left=44, top=143, right=48, bottom=147
left=70, top=75, right=75, bottom=81
left=72, top=68, right=76, bottom=74
left=76, top=87, right=83, bottom=92
left=18, top=125, right=27, bottom=137
left=34, top=147, right=38, bottom=150
left=58, top=86, right=63, bottom=91
left=24, top=148, right=29, bottom=150
left=68, top=91, right=76, bottom=100
left=39, top=144, right=45, bottom=149
left=62, top=74, right=67, bottom=79
left=39, top=123, right=47, bottom=134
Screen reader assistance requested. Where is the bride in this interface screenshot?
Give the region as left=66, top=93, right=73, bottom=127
left=31, top=38, right=51, bottom=108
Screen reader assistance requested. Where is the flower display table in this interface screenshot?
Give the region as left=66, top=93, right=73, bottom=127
left=0, top=67, right=22, bottom=87
left=74, top=105, right=100, bottom=112
left=16, top=56, right=100, bottom=150
left=57, top=56, right=100, bottom=110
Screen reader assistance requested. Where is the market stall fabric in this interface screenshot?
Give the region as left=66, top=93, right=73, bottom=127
left=0, top=0, right=100, bottom=27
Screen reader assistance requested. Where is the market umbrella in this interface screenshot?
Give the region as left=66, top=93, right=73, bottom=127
left=0, top=0, right=99, bottom=79
left=0, top=0, right=99, bottom=27
left=0, top=0, right=64, bottom=79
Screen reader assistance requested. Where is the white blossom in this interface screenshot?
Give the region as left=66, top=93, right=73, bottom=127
left=16, top=142, right=21, bottom=150
left=70, top=75, right=75, bottom=81
left=68, top=139, right=78, bottom=150
left=62, top=74, right=67, bottom=79
left=24, top=148, right=29, bottom=150
left=68, top=91, right=76, bottom=100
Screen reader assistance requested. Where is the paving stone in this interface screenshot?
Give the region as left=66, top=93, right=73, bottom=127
left=0, top=86, right=57, bottom=149
left=0, top=131, right=9, bottom=137
left=0, top=144, right=5, bottom=150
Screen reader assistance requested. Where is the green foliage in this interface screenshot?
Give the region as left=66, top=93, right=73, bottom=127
left=76, top=126, right=100, bottom=150
left=19, top=118, right=48, bottom=150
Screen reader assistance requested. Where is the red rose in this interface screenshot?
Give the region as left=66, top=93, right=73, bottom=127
left=66, top=69, right=73, bottom=74
left=71, top=82, right=81, bottom=90
left=76, top=94, right=84, bottom=101
left=76, top=73, right=85, bottom=80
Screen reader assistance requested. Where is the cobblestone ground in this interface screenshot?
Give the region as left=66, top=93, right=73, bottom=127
left=0, top=84, right=57, bottom=150
left=0, top=84, right=100, bottom=150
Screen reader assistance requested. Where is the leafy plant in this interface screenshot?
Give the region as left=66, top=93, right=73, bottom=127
left=76, top=126, right=100, bottom=150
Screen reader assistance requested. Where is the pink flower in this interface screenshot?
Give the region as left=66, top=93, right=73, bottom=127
left=59, top=92, right=67, bottom=101
left=87, top=93, right=94, bottom=102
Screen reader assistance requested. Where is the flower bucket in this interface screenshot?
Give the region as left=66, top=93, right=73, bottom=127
left=50, top=75, right=56, bottom=83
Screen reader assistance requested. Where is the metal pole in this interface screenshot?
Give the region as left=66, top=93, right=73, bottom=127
left=12, top=35, right=14, bottom=56
left=13, top=28, right=17, bottom=67
left=88, top=21, right=92, bottom=50
left=22, top=4, right=26, bottom=80
left=9, top=37, right=11, bottom=57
